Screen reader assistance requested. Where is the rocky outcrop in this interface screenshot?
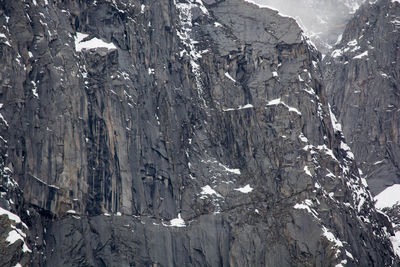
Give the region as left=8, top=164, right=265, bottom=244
left=324, top=0, right=400, bottom=196
left=0, top=0, right=397, bottom=266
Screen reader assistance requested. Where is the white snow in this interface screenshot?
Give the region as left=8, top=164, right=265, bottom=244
left=322, top=226, right=343, bottom=253
left=75, top=32, right=116, bottom=52
left=294, top=199, right=319, bottom=219
left=238, top=104, right=254, bottom=110
left=266, top=98, right=301, bottom=115
left=267, top=98, right=281, bottom=106
left=0, top=207, right=26, bottom=227
left=6, top=229, right=31, bottom=253
left=335, top=260, right=348, bottom=267
left=328, top=104, right=342, bottom=132
left=201, top=185, right=222, bottom=197
left=340, top=141, right=354, bottom=160
left=12, top=264, right=22, bottom=267
left=6, top=230, right=24, bottom=244
left=243, top=0, right=293, bottom=18
left=175, top=1, right=208, bottom=105
left=353, top=51, right=368, bottom=59
left=0, top=113, right=9, bottom=127
left=347, top=39, right=358, bottom=46
left=304, top=166, right=312, bottom=177
left=317, top=145, right=339, bottom=162
left=219, top=163, right=241, bottom=175
left=234, top=184, right=253, bottom=193
left=294, top=203, right=311, bottom=212
left=390, top=231, right=400, bottom=257
left=299, top=133, right=308, bottom=143
left=224, top=72, right=236, bottom=82
left=374, top=184, right=400, bottom=209
left=170, top=213, right=186, bottom=227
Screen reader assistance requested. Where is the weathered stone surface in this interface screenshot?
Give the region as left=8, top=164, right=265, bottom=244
left=324, top=0, right=400, bottom=196
left=0, top=0, right=397, bottom=266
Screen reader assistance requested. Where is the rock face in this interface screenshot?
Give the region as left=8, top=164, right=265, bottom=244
left=0, top=0, right=397, bottom=266
left=324, top=0, right=400, bottom=196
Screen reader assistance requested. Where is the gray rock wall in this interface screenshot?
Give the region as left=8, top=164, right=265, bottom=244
left=0, top=0, right=397, bottom=266
left=324, top=0, right=400, bottom=195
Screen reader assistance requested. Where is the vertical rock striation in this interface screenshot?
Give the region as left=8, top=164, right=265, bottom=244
left=0, top=0, right=397, bottom=266
left=324, top=0, right=400, bottom=196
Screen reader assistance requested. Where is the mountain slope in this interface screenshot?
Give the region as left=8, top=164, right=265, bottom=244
left=0, top=0, right=397, bottom=266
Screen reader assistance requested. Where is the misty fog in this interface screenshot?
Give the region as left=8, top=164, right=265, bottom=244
left=252, top=0, right=366, bottom=53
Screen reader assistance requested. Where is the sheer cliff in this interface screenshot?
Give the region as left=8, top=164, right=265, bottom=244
left=324, top=0, right=400, bottom=196
left=0, top=0, right=397, bottom=266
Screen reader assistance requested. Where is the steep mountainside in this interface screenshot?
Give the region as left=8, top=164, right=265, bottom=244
left=0, top=0, right=397, bottom=266
left=324, top=0, right=400, bottom=196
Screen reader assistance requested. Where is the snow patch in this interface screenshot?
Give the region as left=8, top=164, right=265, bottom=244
left=234, top=184, right=253, bottom=193
left=224, top=72, right=236, bottom=82
left=390, top=231, right=400, bottom=257
left=328, top=104, right=342, bottom=132
left=266, top=98, right=301, bottom=115
left=219, top=163, right=241, bottom=175
left=0, top=207, right=26, bottom=228
left=200, top=185, right=222, bottom=198
left=353, top=51, right=368, bottom=59
left=170, top=213, right=186, bottom=227
left=75, top=32, right=116, bottom=52
left=374, top=184, right=400, bottom=209
left=304, top=166, right=312, bottom=177
left=322, top=226, right=343, bottom=256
